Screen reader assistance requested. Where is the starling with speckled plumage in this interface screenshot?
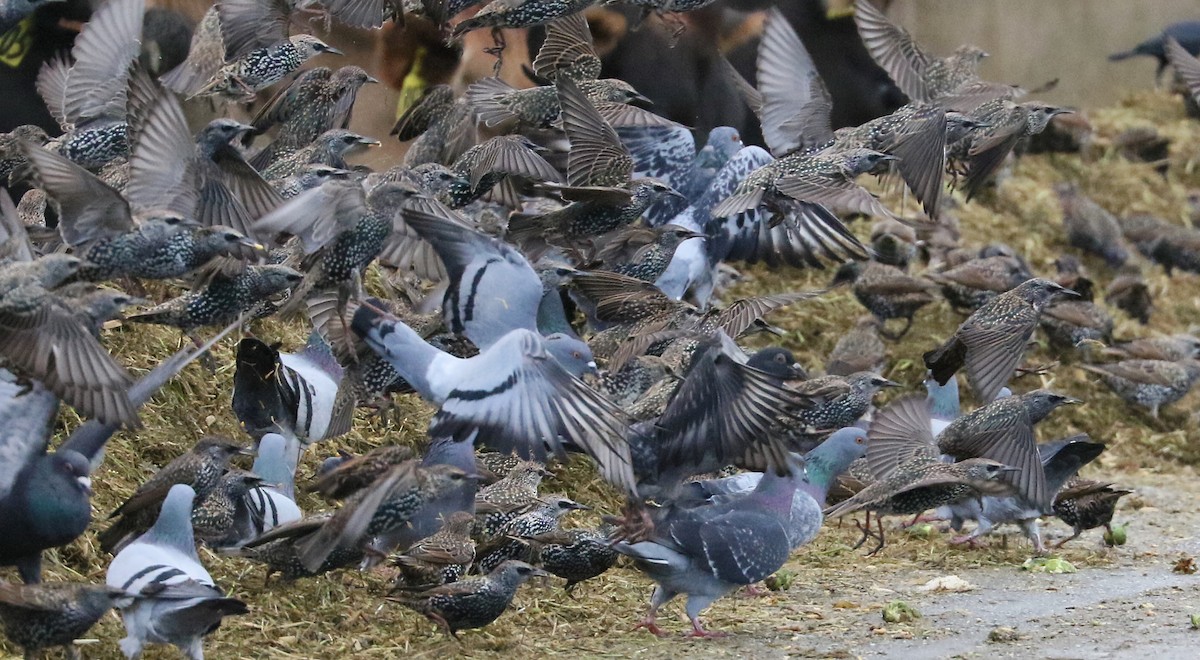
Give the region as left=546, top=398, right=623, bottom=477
left=452, top=0, right=594, bottom=40
left=590, top=224, right=706, bottom=282
left=1055, top=183, right=1129, bottom=267
left=1052, top=477, right=1133, bottom=547
left=261, top=130, right=380, bottom=181
left=53, top=283, right=145, bottom=335
left=34, top=0, right=145, bottom=169
left=0, top=582, right=130, bottom=659
left=593, top=355, right=674, bottom=407
left=295, top=462, right=475, bottom=572
left=391, top=560, right=549, bottom=638
left=98, top=436, right=248, bottom=553
left=1078, top=359, right=1200, bottom=419
left=474, top=452, right=527, bottom=482
left=395, top=87, right=477, bottom=168
left=712, top=147, right=896, bottom=221
left=521, top=526, right=617, bottom=592
left=823, top=457, right=1017, bottom=553
left=275, top=164, right=351, bottom=198
left=475, top=495, right=587, bottom=574
left=226, top=514, right=365, bottom=581
left=0, top=125, right=49, bottom=183
left=125, top=264, right=302, bottom=334
left=929, top=254, right=1031, bottom=311
left=826, top=316, right=887, bottom=377
left=473, top=461, right=550, bottom=542
left=925, top=278, right=1076, bottom=404
left=251, top=66, right=378, bottom=169
left=784, top=372, right=897, bottom=451
left=391, top=511, right=477, bottom=591
left=0, top=254, right=138, bottom=427
left=465, top=76, right=648, bottom=132
left=192, top=471, right=265, bottom=548
left=194, top=35, right=341, bottom=102
left=436, top=135, right=563, bottom=209
left=831, top=260, right=937, bottom=339
left=160, top=6, right=223, bottom=97
left=950, top=100, right=1072, bottom=200
left=306, top=444, right=416, bottom=500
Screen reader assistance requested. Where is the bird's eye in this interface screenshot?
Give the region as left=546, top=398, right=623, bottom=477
left=572, top=351, right=582, bottom=359
left=731, top=135, right=739, bottom=142
left=774, top=354, right=786, bottom=364
left=343, top=136, right=357, bottom=143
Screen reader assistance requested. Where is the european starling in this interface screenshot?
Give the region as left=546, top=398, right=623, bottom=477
left=1039, top=299, right=1113, bottom=356
left=929, top=254, right=1031, bottom=311
left=711, top=147, right=896, bottom=221
left=953, top=99, right=1072, bottom=200
left=294, top=461, right=475, bottom=572
left=831, top=260, right=937, bottom=339
left=160, top=6, right=224, bottom=97
left=54, top=282, right=146, bottom=334
left=1078, top=359, right=1200, bottom=419
left=261, top=129, right=380, bottom=181
left=250, top=66, right=379, bottom=169
left=826, top=316, right=887, bottom=377
left=391, top=511, right=477, bottom=591
left=870, top=219, right=919, bottom=270
left=395, top=87, right=477, bottom=167
left=23, top=145, right=263, bottom=281
left=464, top=75, right=648, bottom=132
left=34, top=0, right=145, bottom=169
left=0, top=582, right=130, bottom=658
left=225, top=514, right=365, bottom=580
left=274, top=163, right=351, bottom=199
left=1111, top=22, right=1200, bottom=82
left=106, top=485, right=249, bottom=660
left=592, top=355, right=674, bottom=407
left=473, top=452, right=527, bottom=482
left=1119, top=213, right=1200, bottom=275
left=925, top=278, right=1075, bottom=403
left=351, top=301, right=635, bottom=494
left=787, top=372, right=898, bottom=443
left=305, top=444, right=416, bottom=500
left=1106, top=334, right=1200, bottom=362
left=194, top=35, right=342, bottom=102
left=474, top=460, right=550, bottom=542
left=592, top=224, right=706, bottom=282
left=0, top=125, right=50, bottom=183
left=1104, top=266, right=1152, bottom=324
left=854, top=0, right=1016, bottom=107
left=124, top=264, right=303, bottom=334
left=98, top=436, right=249, bottom=554
left=520, top=526, right=617, bottom=592
left=451, top=0, right=594, bottom=41
left=1052, top=477, right=1133, bottom=547
left=436, top=135, right=562, bottom=209
left=390, top=560, right=548, bottom=638
left=474, top=495, right=588, bottom=573
left=192, top=471, right=266, bottom=548
left=0, top=253, right=138, bottom=427
left=824, top=457, right=1017, bottom=554
left=1055, top=183, right=1129, bottom=267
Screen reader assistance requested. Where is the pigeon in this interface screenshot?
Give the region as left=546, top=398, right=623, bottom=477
left=351, top=302, right=636, bottom=494
left=240, top=433, right=303, bottom=541
left=106, top=484, right=249, bottom=660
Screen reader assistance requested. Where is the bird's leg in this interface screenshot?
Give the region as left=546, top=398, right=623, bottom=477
left=1053, top=527, right=1082, bottom=549
left=189, top=332, right=218, bottom=372
left=949, top=534, right=987, bottom=548
left=686, top=617, right=728, bottom=639
left=739, top=583, right=770, bottom=598
left=67, top=644, right=83, bottom=660
left=485, top=28, right=506, bottom=75
left=865, top=516, right=887, bottom=556
left=851, top=511, right=873, bottom=550
left=632, top=607, right=668, bottom=637
left=661, top=12, right=687, bottom=48
left=900, top=512, right=939, bottom=528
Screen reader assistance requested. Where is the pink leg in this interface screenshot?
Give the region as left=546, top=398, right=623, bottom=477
left=687, top=617, right=729, bottom=639
left=949, top=534, right=987, bottom=548
left=633, top=616, right=668, bottom=637
left=740, top=584, right=769, bottom=598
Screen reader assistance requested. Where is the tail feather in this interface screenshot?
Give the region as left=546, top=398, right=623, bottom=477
left=923, top=335, right=966, bottom=386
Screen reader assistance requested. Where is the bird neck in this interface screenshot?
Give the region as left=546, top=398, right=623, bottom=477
left=536, top=288, right=575, bottom=337
left=752, top=468, right=800, bottom=514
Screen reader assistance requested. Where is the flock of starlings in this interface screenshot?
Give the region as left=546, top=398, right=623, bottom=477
left=1, top=0, right=1199, bottom=656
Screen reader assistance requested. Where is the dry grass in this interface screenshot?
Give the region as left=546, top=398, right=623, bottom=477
left=6, top=89, right=1200, bottom=659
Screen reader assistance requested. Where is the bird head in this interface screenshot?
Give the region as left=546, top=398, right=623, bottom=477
left=1021, top=390, right=1082, bottom=422
left=54, top=450, right=93, bottom=496
left=747, top=347, right=805, bottom=380
left=830, top=260, right=865, bottom=288
left=1016, top=277, right=1078, bottom=306
left=292, top=35, right=342, bottom=57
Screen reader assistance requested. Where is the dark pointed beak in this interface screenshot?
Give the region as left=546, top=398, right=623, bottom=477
left=629, top=92, right=654, bottom=109
left=365, top=75, right=379, bottom=84
left=322, top=46, right=344, bottom=56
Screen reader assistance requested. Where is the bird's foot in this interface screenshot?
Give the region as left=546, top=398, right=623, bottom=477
left=686, top=619, right=728, bottom=638
left=486, top=28, right=506, bottom=75
left=739, top=584, right=770, bottom=598
left=633, top=618, right=668, bottom=637
left=949, top=534, right=987, bottom=548
left=1015, top=361, right=1058, bottom=378
left=900, top=513, right=941, bottom=528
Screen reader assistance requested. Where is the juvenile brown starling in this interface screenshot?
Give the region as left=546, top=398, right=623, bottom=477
left=98, top=436, right=248, bottom=553
left=925, top=278, right=1075, bottom=403
left=475, top=495, right=588, bottom=573
left=1039, top=299, right=1113, bottom=356
left=250, top=66, right=379, bottom=169
left=1052, top=477, right=1133, bottom=547
left=0, top=582, right=130, bottom=658
left=831, top=260, right=938, bottom=339
left=391, top=511, right=477, bottom=591
left=1079, top=359, right=1200, bottom=419
left=1107, top=334, right=1200, bottom=362
left=929, top=253, right=1031, bottom=311
left=160, top=6, right=224, bottom=97
left=826, top=316, right=887, bottom=377
left=1055, top=183, right=1129, bottom=267
left=823, top=457, right=1017, bottom=553
left=305, top=444, right=416, bottom=500
left=125, top=264, right=303, bottom=334
left=194, top=35, right=342, bottom=102
left=0, top=254, right=138, bottom=427
left=391, top=560, right=548, bottom=638
left=1104, top=266, right=1152, bottom=324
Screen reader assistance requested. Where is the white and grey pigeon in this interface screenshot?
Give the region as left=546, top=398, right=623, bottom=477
left=619, top=124, right=744, bottom=227
left=232, top=333, right=354, bottom=472
left=351, top=302, right=636, bottom=494
left=239, top=432, right=302, bottom=542
left=106, top=484, right=248, bottom=660
left=398, top=203, right=597, bottom=377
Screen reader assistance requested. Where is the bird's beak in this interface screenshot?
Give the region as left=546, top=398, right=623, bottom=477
left=666, top=188, right=687, bottom=200
left=1050, top=108, right=1074, bottom=117
left=235, top=123, right=256, bottom=136
left=1057, top=287, right=1081, bottom=298
left=77, top=475, right=92, bottom=495
left=365, top=75, right=379, bottom=84
left=629, top=92, right=654, bottom=108
left=585, top=360, right=598, bottom=376
left=1061, top=396, right=1084, bottom=405
left=238, top=236, right=266, bottom=250
left=125, top=296, right=150, bottom=307
left=997, top=466, right=1021, bottom=474
left=568, top=502, right=591, bottom=511
left=322, top=46, right=344, bottom=56
left=881, top=379, right=902, bottom=388
left=683, top=230, right=706, bottom=240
